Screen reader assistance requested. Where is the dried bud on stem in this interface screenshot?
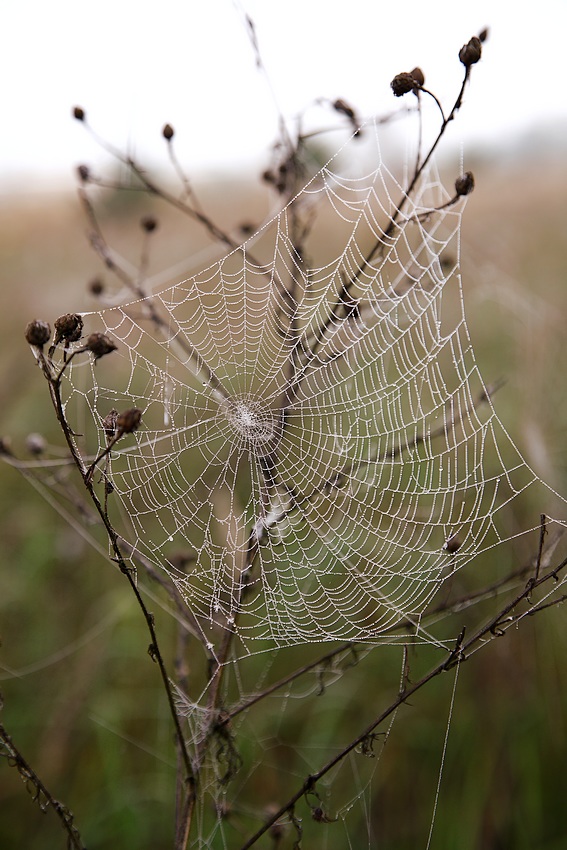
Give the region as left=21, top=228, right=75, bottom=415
left=102, top=409, right=119, bottom=438
left=25, top=319, right=51, bottom=348
left=54, top=313, right=84, bottom=345
left=444, top=534, right=462, bottom=554
left=390, top=72, right=420, bottom=97
left=116, top=408, right=142, bottom=437
left=77, top=164, right=90, bottom=184
left=410, top=67, right=425, bottom=87
left=332, top=98, right=356, bottom=120
left=26, top=433, right=47, bottom=456
left=85, top=332, right=117, bottom=361
left=459, top=36, right=482, bottom=67
left=141, top=215, right=158, bottom=233
left=455, top=171, right=475, bottom=196
left=89, top=277, right=104, bottom=296
left=162, top=123, right=174, bottom=141
left=72, top=106, right=85, bottom=122
left=0, top=436, right=13, bottom=456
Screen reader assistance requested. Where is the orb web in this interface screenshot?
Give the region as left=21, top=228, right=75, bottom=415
left=58, top=118, right=564, bottom=649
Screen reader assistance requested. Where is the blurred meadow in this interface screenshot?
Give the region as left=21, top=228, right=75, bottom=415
left=1, top=134, right=567, bottom=850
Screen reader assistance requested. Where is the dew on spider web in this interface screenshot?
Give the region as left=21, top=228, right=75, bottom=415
left=55, top=115, right=565, bottom=653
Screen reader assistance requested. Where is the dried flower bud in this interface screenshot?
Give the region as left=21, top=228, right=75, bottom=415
left=478, top=27, right=489, bottom=43
left=459, top=36, right=482, bottom=67
left=162, top=123, right=174, bottom=140
left=141, top=215, right=158, bottom=233
left=26, top=433, right=46, bottom=456
left=390, top=72, right=417, bottom=97
left=77, top=164, right=90, bottom=183
left=444, top=534, right=462, bottom=554
left=410, top=67, right=425, bottom=87
left=85, top=332, right=117, bottom=360
left=25, top=319, right=51, bottom=347
left=102, top=408, right=118, bottom=438
left=116, top=407, right=142, bottom=436
left=89, top=277, right=104, bottom=296
left=73, top=106, right=85, bottom=122
left=0, top=436, right=13, bottom=456
left=333, top=98, right=356, bottom=120
left=455, top=171, right=475, bottom=197
left=54, top=313, right=84, bottom=345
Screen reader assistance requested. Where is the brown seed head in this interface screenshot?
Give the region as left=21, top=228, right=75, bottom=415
left=455, top=171, right=475, bottom=197
left=85, top=332, right=117, bottom=360
left=54, top=313, right=84, bottom=345
left=410, top=66, right=425, bottom=87
left=102, top=408, right=118, bottom=438
left=162, top=123, right=174, bottom=140
left=333, top=98, right=356, bottom=120
left=26, top=433, right=47, bottom=456
left=141, top=215, right=158, bottom=233
left=459, top=36, right=482, bottom=67
left=89, top=277, right=104, bottom=296
left=390, top=72, right=417, bottom=97
left=444, top=534, right=462, bottom=554
left=116, top=408, right=142, bottom=436
left=25, top=319, right=51, bottom=347
left=73, top=106, right=85, bottom=122
left=77, top=164, right=90, bottom=183
left=478, top=27, right=489, bottom=43
left=0, top=436, right=13, bottom=456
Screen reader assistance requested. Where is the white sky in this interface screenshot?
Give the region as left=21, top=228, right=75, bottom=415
left=1, top=0, right=566, bottom=192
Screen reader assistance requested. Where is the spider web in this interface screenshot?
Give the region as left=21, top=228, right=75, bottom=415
left=59, top=119, right=563, bottom=650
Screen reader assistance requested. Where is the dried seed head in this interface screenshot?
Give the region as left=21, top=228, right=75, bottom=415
left=390, top=72, right=417, bottom=97
left=26, top=432, right=46, bottom=456
left=444, top=534, right=462, bottom=554
left=459, top=36, right=482, bottom=67
left=116, top=408, right=142, bottom=436
left=76, top=164, right=90, bottom=183
left=478, top=27, right=489, bottom=43
left=410, top=66, right=425, bottom=87
left=0, top=436, right=13, bottom=456
left=89, top=277, right=104, bottom=296
left=141, top=215, right=158, bottom=233
left=25, top=319, right=51, bottom=347
left=162, top=123, right=174, bottom=140
left=54, top=313, right=84, bottom=345
left=72, top=105, right=85, bottom=122
left=85, top=332, right=117, bottom=360
left=455, top=171, right=475, bottom=196
left=333, top=98, right=356, bottom=120
left=102, top=408, right=118, bottom=437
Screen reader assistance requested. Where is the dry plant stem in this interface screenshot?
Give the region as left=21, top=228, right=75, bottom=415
left=224, top=547, right=553, bottom=726
left=237, top=553, right=567, bottom=849
left=84, top=125, right=240, bottom=252
left=34, top=350, right=197, bottom=829
left=0, top=720, right=85, bottom=850
left=176, top=530, right=261, bottom=848
left=78, top=186, right=232, bottom=406
left=301, top=67, right=472, bottom=367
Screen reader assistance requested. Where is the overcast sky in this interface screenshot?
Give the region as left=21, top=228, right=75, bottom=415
left=1, top=0, right=566, bottom=193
